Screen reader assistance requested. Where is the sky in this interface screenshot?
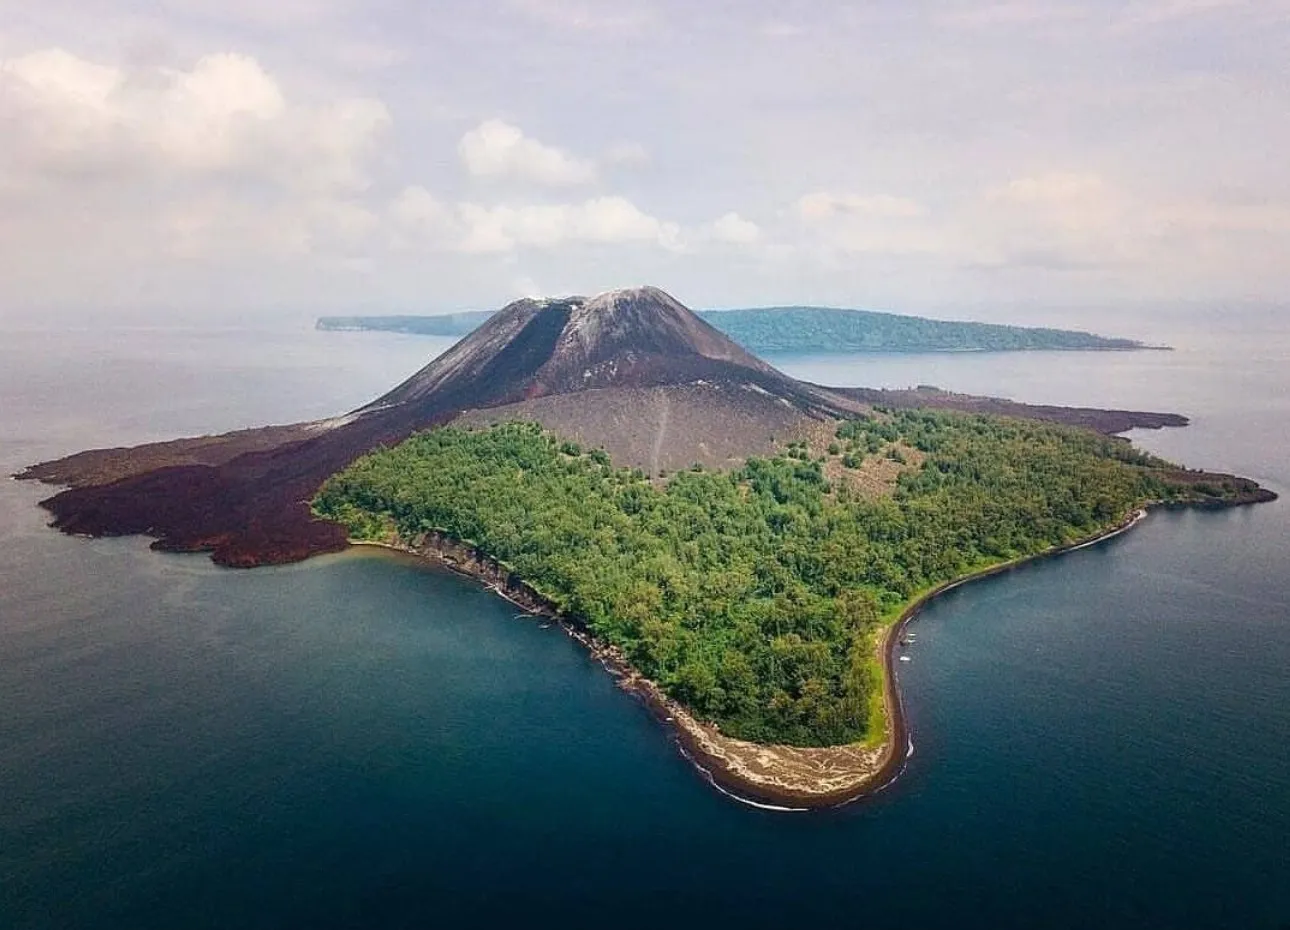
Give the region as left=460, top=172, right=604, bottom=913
left=1, top=0, right=1287, bottom=321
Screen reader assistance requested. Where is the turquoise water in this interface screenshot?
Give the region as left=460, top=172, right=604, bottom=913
left=1, top=318, right=1287, bottom=928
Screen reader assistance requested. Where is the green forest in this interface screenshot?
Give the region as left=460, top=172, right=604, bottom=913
left=317, top=306, right=1151, bottom=353
left=314, top=411, right=1221, bottom=748
left=701, top=307, right=1148, bottom=353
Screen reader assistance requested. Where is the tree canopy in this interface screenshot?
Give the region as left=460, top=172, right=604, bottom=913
left=314, top=411, right=1223, bottom=747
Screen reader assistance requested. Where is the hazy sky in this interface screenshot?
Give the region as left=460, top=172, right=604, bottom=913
left=2, top=0, right=1287, bottom=319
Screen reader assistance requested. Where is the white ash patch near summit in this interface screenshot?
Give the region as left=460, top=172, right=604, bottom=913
left=557, top=286, right=663, bottom=356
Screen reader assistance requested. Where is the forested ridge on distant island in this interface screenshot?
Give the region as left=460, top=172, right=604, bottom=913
left=316, top=305, right=1160, bottom=353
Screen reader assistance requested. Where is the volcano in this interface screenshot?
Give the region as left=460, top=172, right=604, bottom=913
left=18, top=285, right=1192, bottom=567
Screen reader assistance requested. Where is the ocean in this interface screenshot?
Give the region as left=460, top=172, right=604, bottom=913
left=1, top=312, right=1286, bottom=929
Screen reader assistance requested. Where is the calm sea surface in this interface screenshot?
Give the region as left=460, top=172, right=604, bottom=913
left=1, top=314, right=1287, bottom=929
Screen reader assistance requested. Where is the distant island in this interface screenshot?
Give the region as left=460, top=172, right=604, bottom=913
left=23, top=286, right=1264, bottom=809
left=316, top=305, right=1161, bottom=354
left=319, top=311, right=496, bottom=338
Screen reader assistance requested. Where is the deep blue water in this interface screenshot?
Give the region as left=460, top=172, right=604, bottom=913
left=1, top=317, right=1287, bottom=929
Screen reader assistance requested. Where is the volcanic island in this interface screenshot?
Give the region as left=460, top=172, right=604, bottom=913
left=18, top=286, right=1275, bottom=809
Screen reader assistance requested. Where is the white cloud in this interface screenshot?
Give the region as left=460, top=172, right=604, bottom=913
left=3, top=49, right=387, bottom=192
left=788, top=173, right=1135, bottom=272
left=788, top=191, right=943, bottom=258
left=985, top=171, right=1123, bottom=244
left=457, top=196, right=681, bottom=253
left=0, top=45, right=390, bottom=279
left=707, top=212, right=761, bottom=244
left=389, top=182, right=759, bottom=258
left=973, top=172, right=1133, bottom=267
left=990, top=172, right=1111, bottom=206
left=963, top=171, right=1290, bottom=280
left=458, top=119, right=597, bottom=187
left=5, top=3, right=1290, bottom=313
left=387, top=186, right=764, bottom=258
left=604, top=141, right=650, bottom=167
